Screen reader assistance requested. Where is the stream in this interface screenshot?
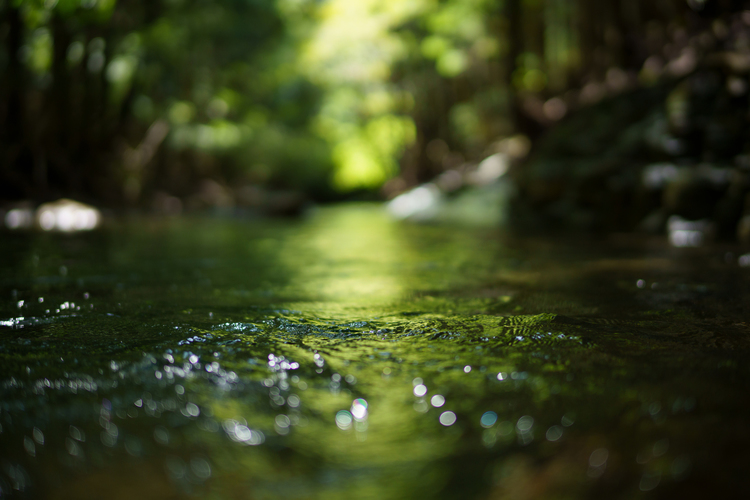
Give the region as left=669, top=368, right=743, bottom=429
left=1, top=203, right=748, bottom=499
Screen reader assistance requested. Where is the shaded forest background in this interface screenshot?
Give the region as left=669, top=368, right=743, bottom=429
left=1, top=0, right=747, bottom=211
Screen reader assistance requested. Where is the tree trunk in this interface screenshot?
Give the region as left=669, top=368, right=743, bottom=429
left=4, top=4, right=23, bottom=143
left=505, top=0, right=524, bottom=131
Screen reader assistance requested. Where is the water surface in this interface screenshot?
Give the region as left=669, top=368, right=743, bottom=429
left=1, top=204, right=749, bottom=499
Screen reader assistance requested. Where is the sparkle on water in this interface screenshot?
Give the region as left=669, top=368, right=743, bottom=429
left=1, top=203, right=749, bottom=499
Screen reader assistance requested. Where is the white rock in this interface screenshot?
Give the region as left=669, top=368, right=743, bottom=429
left=35, top=199, right=101, bottom=232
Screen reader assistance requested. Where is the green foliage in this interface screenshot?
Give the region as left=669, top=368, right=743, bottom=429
left=1, top=0, right=721, bottom=203
left=296, top=0, right=423, bottom=190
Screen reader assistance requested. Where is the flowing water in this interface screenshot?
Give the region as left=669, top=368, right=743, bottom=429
left=1, top=204, right=748, bottom=499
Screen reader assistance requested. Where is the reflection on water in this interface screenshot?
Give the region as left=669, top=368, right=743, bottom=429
left=1, top=204, right=749, bottom=499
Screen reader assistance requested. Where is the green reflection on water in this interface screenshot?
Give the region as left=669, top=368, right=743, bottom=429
left=1, top=204, right=749, bottom=499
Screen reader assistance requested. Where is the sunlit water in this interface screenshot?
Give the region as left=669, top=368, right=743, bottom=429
left=1, top=204, right=749, bottom=499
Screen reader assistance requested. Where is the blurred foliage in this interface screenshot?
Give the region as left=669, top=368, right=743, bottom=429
left=0, top=0, right=745, bottom=207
